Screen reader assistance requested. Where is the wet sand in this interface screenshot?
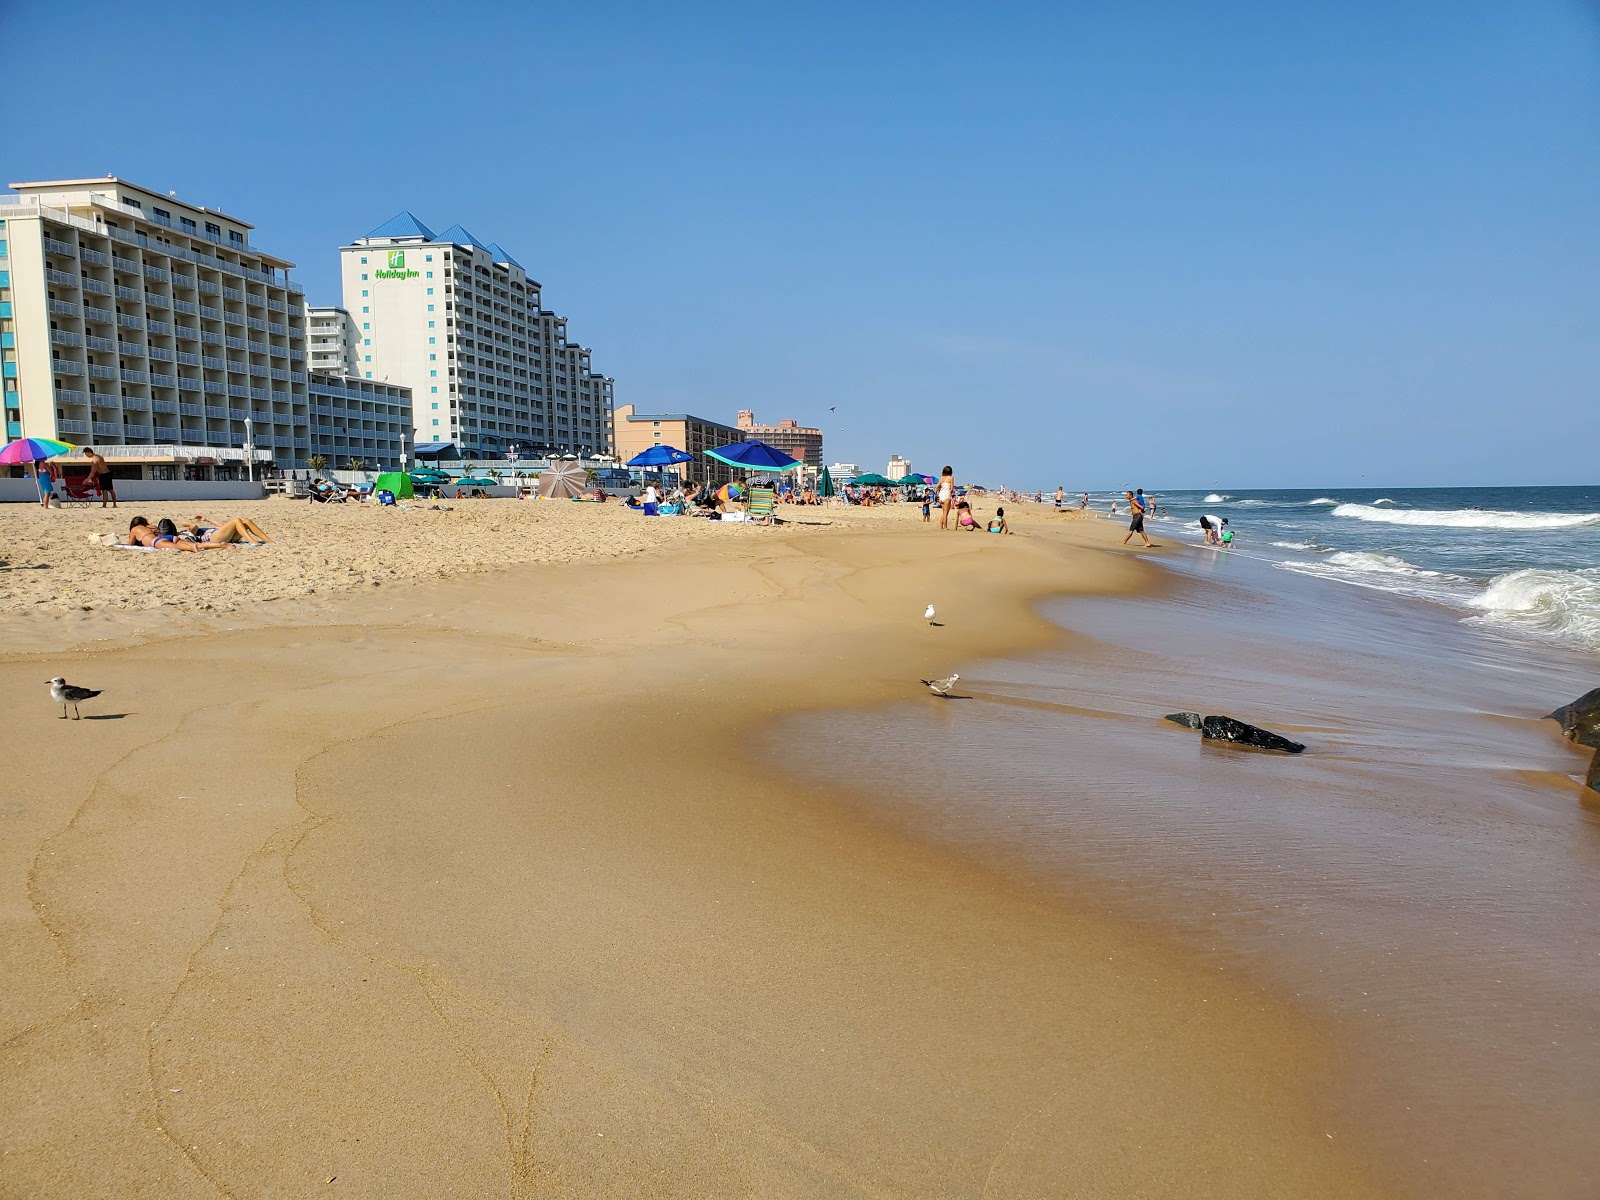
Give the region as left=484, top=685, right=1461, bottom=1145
left=0, top=510, right=1389, bottom=1197
left=770, top=536, right=1600, bottom=1199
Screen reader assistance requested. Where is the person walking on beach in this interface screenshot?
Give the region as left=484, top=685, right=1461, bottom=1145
left=35, top=462, right=59, bottom=508
left=1080, top=492, right=1089, bottom=510
left=937, top=465, right=955, bottom=530
left=1054, top=486, right=1064, bottom=509
left=1122, top=490, right=1153, bottom=547
left=82, top=447, right=116, bottom=508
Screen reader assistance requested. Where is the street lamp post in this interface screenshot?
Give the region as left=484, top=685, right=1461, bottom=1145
left=244, top=417, right=254, bottom=483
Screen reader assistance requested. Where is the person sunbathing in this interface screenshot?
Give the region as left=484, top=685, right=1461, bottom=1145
left=127, top=516, right=236, bottom=551
left=183, top=514, right=275, bottom=544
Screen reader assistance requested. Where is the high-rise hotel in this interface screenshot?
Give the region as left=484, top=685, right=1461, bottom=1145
left=0, top=177, right=313, bottom=471
left=340, top=213, right=615, bottom=458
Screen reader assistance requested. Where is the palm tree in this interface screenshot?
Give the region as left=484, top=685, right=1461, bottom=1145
left=307, top=454, right=327, bottom=473
left=346, top=457, right=365, bottom=473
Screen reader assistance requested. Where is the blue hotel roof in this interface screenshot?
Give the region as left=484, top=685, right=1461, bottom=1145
left=365, top=211, right=436, bottom=240
left=364, top=214, right=525, bottom=269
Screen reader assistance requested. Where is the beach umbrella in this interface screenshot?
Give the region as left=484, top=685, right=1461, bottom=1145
left=895, top=474, right=923, bottom=487
left=455, top=476, right=497, bottom=487
left=817, top=467, right=835, bottom=498
left=626, top=444, right=694, bottom=468
left=703, top=439, right=802, bottom=472
left=714, top=482, right=746, bottom=503
left=852, top=472, right=896, bottom=486
left=0, top=437, right=76, bottom=503
left=537, top=461, right=588, bottom=499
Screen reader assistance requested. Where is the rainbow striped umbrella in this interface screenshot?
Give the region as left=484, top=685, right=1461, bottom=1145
left=0, top=436, right=76, bottom=465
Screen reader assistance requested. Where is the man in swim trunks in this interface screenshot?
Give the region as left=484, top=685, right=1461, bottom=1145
left=1199, top=513, right=1228, bottom=545
left=1121, top=490, right=1152, bottom=547
left=82, top=447, right=117, bottom=509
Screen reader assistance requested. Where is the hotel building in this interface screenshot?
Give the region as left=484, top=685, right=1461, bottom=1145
left=736, top=409, right=824, bottom=469
left=1, top=177, right=310, bottom=473
left=340, top=213, right=614, bottom=459
left=306, top=372, right=411, bottom=470
left=613, top=403, right=743, bottom=488
left=307, top=305, right=360, bottom=375
left=886, top=455, right=912, bottom=480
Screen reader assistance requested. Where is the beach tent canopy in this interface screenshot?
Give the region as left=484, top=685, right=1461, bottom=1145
left=704, top=439, right=802, bottom=472
left=538, top=461, right=588, bottom=498
left=411, top=442, right=457, bottom=459
left=852, top=472, right=896, bottom=486
left=373, top=471, right=414, bottom=500
left=626, top=444, right=694, bottom=467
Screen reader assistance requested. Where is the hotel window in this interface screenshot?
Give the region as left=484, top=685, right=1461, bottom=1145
left=426, top=271, right=433, bottom=279
left=429, top=353, right=436, bottom=361
left=361, top=307, right=368, bottom=314
left=431, top=386, right=438, bottom=394
left=361, top=273, right=368, bottom=281
left=426, top=288, right=433, bottom=296
left=205, top=221, right=221, bottom=239
left=427, top=321, right=435, bottom=328
left=180, top=216, right=197, bottom=232
left=361, top=289, right=368, bottom=297
left=425, top=254, right=432, bottom=261
left=364, top=338, right=370, bottom=346
left=363, top=323, right=370, bottom=330
left=426, top=304, right=434, bottom=312
left=365, top=355, right=371, bottom=363
left=360, top=256, right=367, bottom=265
left=229, top=231, right=245, bottom=246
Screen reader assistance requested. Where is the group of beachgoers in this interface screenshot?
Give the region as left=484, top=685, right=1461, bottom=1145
left=124, top=514, right=274, bottom=550
left=31, top=447, right=119, bottom=509
left=922, top=466, right=1012, bottom=534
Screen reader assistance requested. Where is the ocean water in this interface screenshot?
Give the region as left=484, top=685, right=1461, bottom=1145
left=767, top=502, right=1600, bottom=1199
left=1104, top=485, right=1600, bottom=653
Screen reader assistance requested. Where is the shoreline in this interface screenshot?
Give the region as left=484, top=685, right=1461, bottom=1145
left=0, top=509, right=1392, bottom=1196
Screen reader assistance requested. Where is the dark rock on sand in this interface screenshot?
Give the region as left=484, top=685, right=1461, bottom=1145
left=1200, top=715, right=1306, bottom=754
left=1546, top=688, right=1600, bottom=749
left=1165, top=712, right=1204, bottom=729
left=1586, top=751, right=1600, bottom=797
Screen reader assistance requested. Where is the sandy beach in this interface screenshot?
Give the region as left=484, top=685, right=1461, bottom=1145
left=0, top=502, right=1389, bottom=1197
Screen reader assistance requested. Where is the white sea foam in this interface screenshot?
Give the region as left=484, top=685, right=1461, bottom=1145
left=1465, top=568, right=1600, bottom=651
left=1203, top=493, right=1227, bottom=503
left=1236, top=499, right=1266, bottom=506
left=1330, top=503, right=1600, bottom=530
left=1307, top=497, right=1340, bottom=506
left=1271, top=540, right=1326, bottom=551
left=1277, top=551, right=1468, bottom=600
left=1371, top=498, right=1397, bottom=505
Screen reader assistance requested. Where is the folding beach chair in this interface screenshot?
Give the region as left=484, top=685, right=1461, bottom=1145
left=746, top=486, right=778, bottom=526
left=58, top=476, right=99, bottom=506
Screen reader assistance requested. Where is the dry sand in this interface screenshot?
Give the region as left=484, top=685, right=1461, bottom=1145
left=0, top=505, right=1390, bottom=1197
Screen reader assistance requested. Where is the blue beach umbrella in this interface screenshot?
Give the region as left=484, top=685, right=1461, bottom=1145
left=626, top=444, right=694, bottom=467
left=704, top=439, right=802, bottom=472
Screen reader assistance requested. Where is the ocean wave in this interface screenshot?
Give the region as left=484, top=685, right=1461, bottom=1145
left=1307, top=497, right=1340, bottom=506
left=1203, top=493, right=1228, bottom=503
left=1465, top=568, right=1600, bottom=651
left=1371, top=498, right=1396, bottom=505
left=1330, top=503, right=1600, bottom=530
left=1235, top=499, right=1266, bottom=506
left=1276, top=551, right=1468, bottom=600
left=1271, top=540, right=1328, bottom=551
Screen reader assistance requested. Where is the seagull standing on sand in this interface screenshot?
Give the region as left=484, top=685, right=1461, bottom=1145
left=925, top=604, right=937, bottom=624
left=920, top=673, right=959, bottom=696
left=48, top=677, right=103, bottom=720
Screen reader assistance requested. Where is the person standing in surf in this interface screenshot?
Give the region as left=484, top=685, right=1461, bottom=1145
left=1122, top=490, right=1153, bottom=548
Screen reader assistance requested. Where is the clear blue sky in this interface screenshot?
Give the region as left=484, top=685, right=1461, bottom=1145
left=4, top=1, right=1596, bottom=488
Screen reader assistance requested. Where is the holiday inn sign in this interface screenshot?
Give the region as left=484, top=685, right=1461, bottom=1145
left=375, top=249, right=419, bottom=280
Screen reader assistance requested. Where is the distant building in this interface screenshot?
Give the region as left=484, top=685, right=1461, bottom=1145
left=736, top=409, right=823, bottom=469
left=829, top=462, right=860, bottom=484
left=614, top=403, right=742, bottom=487
left=307, top=305, right=360, bottom=375
left=887, top=455, right=912, bottom=480
left=1, top=175, right=309, bottom=473
left=307, top=371, right=411, bottom=470
left=340, top=212, right=614, bottom=460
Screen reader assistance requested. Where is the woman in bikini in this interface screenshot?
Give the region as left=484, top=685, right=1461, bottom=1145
left=127, top=516, right=235, bottom=551
left=937, top=465, right=955, bottom=530
left=183, top=514, right=275, bottom=544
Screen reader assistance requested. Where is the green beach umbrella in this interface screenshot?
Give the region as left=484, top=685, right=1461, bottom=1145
left=455, top=476, right=497, bottom=487
left=853, top=472, right=896, bottom=486
left=817, top=467, right=835, bottom=498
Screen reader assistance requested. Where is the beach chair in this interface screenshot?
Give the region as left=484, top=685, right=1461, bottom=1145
left=58, top=476, right=99, bottom=506
left=747, top=487, right=778, bottom=526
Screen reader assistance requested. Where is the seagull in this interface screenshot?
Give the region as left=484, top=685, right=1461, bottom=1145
left=924, top=604, right=937, bottom=624
left=49, top=677, right=103, bottom=720
left=920, top=673, right=959, bottom=696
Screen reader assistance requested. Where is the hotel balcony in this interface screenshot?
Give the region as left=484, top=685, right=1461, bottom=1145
left=57, top=419, right=90, bottom=435
left=53, top=359, right=85, bottom=376
left=79, top=247, right=110, bottom=266
left=45, top=268, right=78, bottom=288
